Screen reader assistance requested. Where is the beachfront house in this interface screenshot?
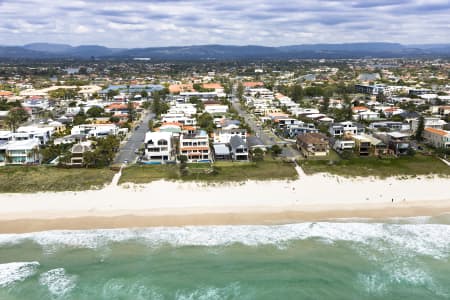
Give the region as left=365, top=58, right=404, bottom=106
left=70, top=141, right=93, bottom=166
left=179, top=130, right=211, bottom=163
left=144, top=131, right=176, bottom=164
left=0, top=139, right=40, bottom=165
left=229, top=135, right=249, bottom=161
left=422, top=128, right=450, bottom=150
left=296, top=133, right=329, bottom=157
left=212, top=143, right=231, bottom=161
left=375, top=132, right=411, bottom=155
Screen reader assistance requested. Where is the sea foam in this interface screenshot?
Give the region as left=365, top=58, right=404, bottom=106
left=0, top=261, right=39, bottom=288
left=0, top=222, right=449, bottom=259
left=39, top=268, right=77, bottom=298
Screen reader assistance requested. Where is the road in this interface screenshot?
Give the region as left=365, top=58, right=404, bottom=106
left=114, top=111, right=154, bottom=164
left=231, top=99, right=280, bottom=146
left=231, top=98, right=301, bottom=159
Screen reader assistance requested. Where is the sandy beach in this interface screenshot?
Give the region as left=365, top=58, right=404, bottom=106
left=1, top=166, right=450, bottom=233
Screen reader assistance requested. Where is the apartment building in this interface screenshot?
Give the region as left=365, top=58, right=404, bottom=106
left=179, top=130, right=211, bottom=163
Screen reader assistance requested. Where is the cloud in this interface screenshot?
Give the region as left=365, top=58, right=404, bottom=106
left=0, top=0, right=448, bottom=47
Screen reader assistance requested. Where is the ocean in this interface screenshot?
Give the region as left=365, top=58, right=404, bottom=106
left=1, top=216, right=450, bottom=299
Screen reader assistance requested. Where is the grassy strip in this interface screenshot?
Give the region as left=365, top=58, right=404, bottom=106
left=298, top=154, right=450, bottom=178
left=119, top=160, right=298, bottom=184
left=0, top=166, right=116, bottom=193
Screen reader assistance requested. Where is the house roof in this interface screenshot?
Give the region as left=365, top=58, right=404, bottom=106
left=297, top=133, right=328, bottom=145
left=243, top=82, right=263, bottom=88
left=0, top=91, right=13, bottom=97
left=388, top=132, right=410, bottom=139
left=213, top=143, right=230, bottom=155
left=230, top=135, right=246, bottom=149
left=202, top=83, right=223, bottom=90
left=425, top=127, right=450, bottom=137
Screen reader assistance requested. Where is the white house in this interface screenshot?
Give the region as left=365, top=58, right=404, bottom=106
left=16, top=126, right=55, bottom=145
left=71, top=124, right=118, bottom=137
left=423, top=128, right=450, bottom=149
left=411, top=117, right=447, bottom=133
left=329, top=121, right=364, bottom=137
left=213, top=129, right=247, bottom=144
left=144, top=131, right=176, bottom=164
left=204, top=104, right=228, bottom=114
left=333, top=139, right=355, bottom=151
left=0, top=139, right=40, bottom=165
left=161, top=113, right=197, bottom=126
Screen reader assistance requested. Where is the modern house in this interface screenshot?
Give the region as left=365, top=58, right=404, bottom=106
left=204, top=104, right=228, bottom=114
left=0, top=139, right=40, bottom=165
left=333, top=139, right=355, bottom=152
left=16, top=126, right=54, bottom=145
left=423, top=128, right=450, bottom=149
left=297, top=133, right=330, bottom=157
left=71, top=124, right=119, bottom=138
left=144, top=131, right=175, bottom=164
left=369, top=121, right=406, bottom=132
left=212, top=143, right=231, bottom=161
left=329, top=121, right=364, bottom=137
left=375, top=132, right=411, bottom=155
left=179, top=130, right=211, bottom=163
left=411, top=117, right=447, bottom=133
left=351, top=135, right=371, bottom=156
left=213, top=129, right=247, bottom=144
left=229, top=135, right=249, bottom=161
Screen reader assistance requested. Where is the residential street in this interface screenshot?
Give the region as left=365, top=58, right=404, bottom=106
left=114, top=110, right=154, bottom=164
left=231, top=98, right=301, bottom=159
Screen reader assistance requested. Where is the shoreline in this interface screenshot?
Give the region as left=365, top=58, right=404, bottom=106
left=1, top=202, right=450, bottom=234
left=1, top=172, right=450, bottom=234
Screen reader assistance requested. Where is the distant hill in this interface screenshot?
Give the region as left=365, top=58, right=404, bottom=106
left=1, top=42, right=449, bottom=60
left=24, top=43, right=73, bottom=53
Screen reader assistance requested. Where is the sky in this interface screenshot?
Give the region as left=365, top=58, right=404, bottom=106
left=0, top=0, right=449, bottom=47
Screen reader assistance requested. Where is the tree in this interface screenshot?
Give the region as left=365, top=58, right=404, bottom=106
left=127, top=101, right=136, bottom=123
left=237, top=82, right=244, bottom=101
left=6, top=107, right=29, bottom=132
left=86, top=106, right=104, bottom=118
left=106, top=89, right=119, bottom=100
left=141, top=90, right=148, bottom=98
left=73, top=111, right=87, bottom=125
left=415, top=116, right=425, bottom=141
left=321, top=97, right=330, bottom=113
left=251, top=148, right=265, bottom=161
left=376, top=91, right=386, bottom=104
left=223, top=81, right=232, bottom=98
left=148, top=120, right=154, bottom=131
left=151, top=92, right=169, bottom=117
left=178, top=155, right=188, bottom=176
left=270, top=145, right=282, bottom=157
left=197, top=112, right=215, bottom=133
left=290, top=84, right=304, bottom=103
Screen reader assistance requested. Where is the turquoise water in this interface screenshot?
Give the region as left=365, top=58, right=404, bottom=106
left=1, top=217, right=450, bottom=299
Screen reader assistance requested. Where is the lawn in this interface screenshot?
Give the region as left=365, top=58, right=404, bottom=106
left=119, top=164, right=179, bottom=184
left=298, top=154, right=450, bottom=178
left=119, top=160, right=298, bottom=184
left=0, top=166, right=116, bottom=193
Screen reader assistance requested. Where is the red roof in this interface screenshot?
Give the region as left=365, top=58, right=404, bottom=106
left=243, top=82, right=263, bottom=88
